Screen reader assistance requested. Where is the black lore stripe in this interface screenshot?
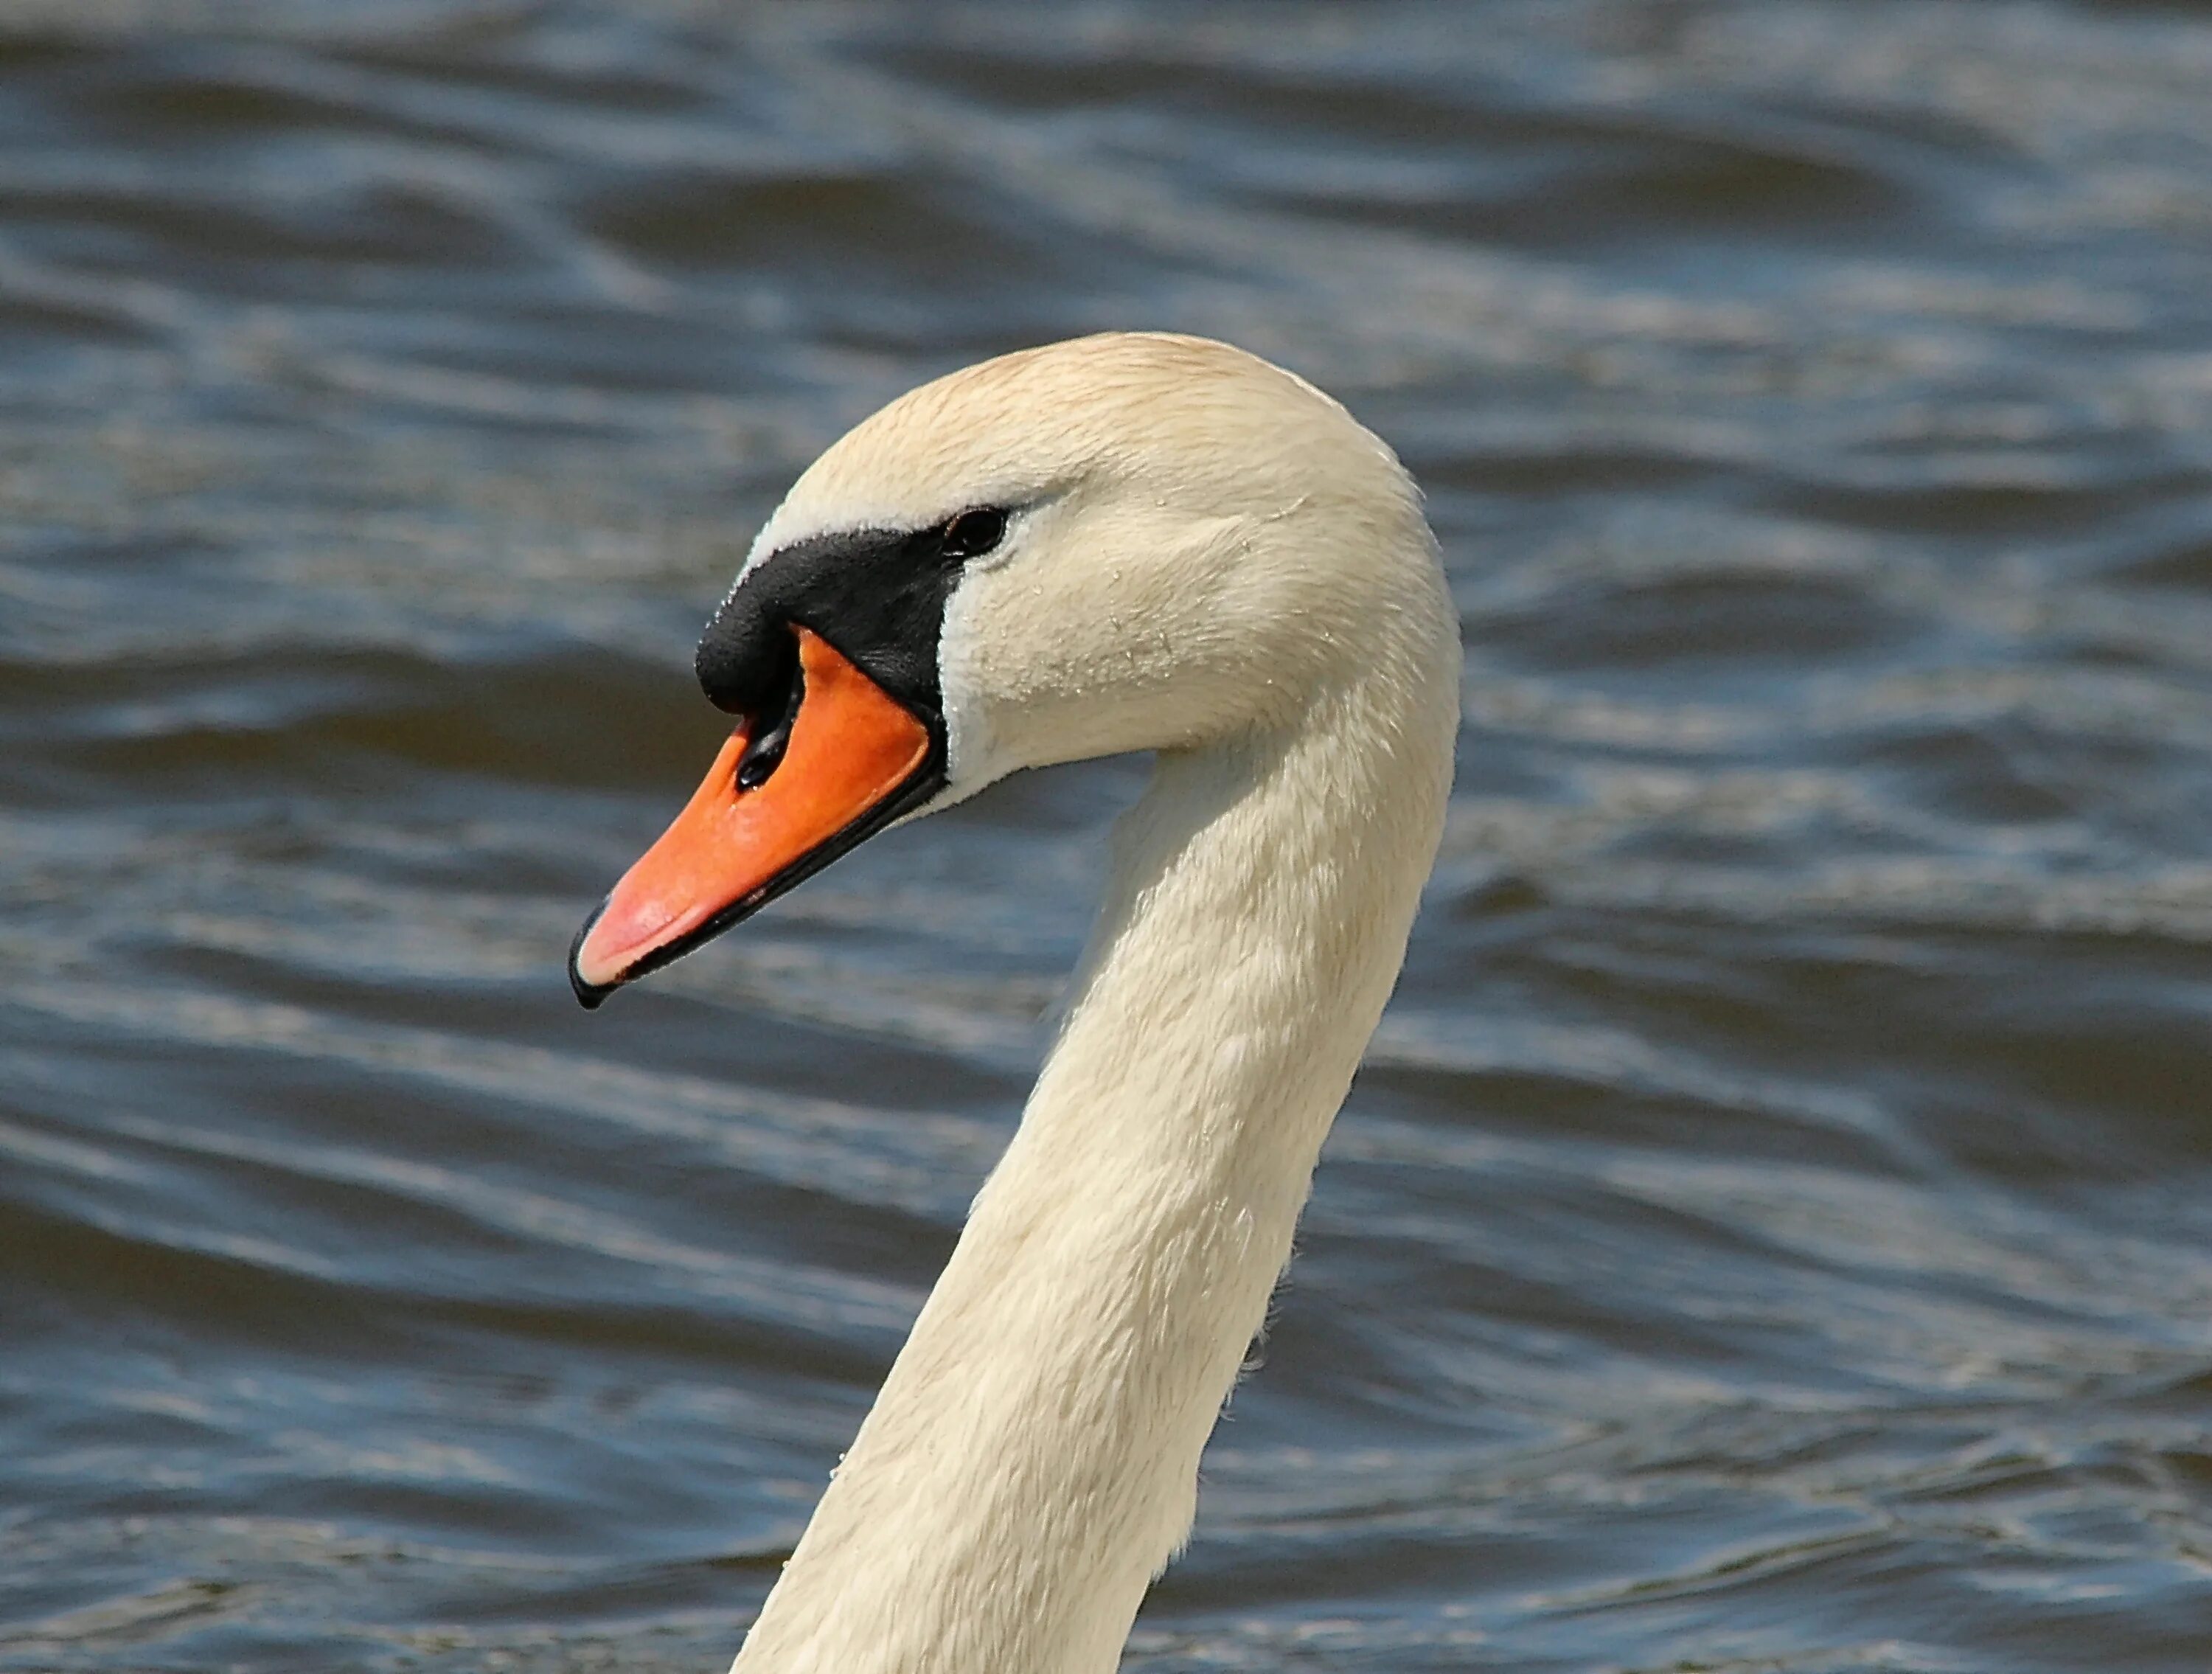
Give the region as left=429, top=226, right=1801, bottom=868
left=695, top=519, right=982, bottom=724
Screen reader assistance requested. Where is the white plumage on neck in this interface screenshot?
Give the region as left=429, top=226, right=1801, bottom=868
left=740, top=619, right=1453, bottom=1672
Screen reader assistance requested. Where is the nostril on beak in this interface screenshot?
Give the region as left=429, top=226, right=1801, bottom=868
left=736, top=722, right=789, bottom=790
left=734, top=631, right=807, bottom=791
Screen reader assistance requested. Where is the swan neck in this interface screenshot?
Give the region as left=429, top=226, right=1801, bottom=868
left=732, top=660, right=1454, bottom=1674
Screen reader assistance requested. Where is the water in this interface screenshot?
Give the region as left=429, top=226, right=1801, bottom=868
left=4, top=2, right=2212, bottom=1668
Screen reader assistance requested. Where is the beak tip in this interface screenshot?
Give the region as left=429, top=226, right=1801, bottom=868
left=568, top=903, right=618, bottom=1011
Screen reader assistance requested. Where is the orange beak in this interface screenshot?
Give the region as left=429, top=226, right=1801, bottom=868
left=569, top=628, right=933, bottom=1006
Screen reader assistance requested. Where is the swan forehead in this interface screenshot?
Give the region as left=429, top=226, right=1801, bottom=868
left=746, top=333, right=1369, bottom=566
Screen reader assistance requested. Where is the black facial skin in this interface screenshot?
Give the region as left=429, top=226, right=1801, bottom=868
left=695, top=510, right=1005, bottom=719
left=568, top=508, right=1006, bottom=1009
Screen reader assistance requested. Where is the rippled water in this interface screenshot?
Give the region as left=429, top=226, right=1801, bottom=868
left=5, top=2, right=2212, bottom=1669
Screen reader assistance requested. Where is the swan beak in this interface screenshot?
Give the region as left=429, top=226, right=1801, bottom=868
left=568, top=628, right=933, bottom=1007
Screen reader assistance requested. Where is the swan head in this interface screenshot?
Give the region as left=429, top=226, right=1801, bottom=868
left=570, top=332, right=1447, bottom=1006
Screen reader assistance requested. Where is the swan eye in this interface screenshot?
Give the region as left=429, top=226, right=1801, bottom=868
left=940, top=508, right=1006, bottom=559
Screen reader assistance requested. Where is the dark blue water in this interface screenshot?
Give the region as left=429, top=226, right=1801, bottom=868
left=5, top=4, right=2212, bottom=1669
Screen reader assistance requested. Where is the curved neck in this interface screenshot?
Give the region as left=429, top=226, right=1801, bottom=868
left=731, top=645, right=1456, bottom=1674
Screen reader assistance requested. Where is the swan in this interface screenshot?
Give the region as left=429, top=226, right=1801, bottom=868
left=569, top=332, right=1460, bottom=1674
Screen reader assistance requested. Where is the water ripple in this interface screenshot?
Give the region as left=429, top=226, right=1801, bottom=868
left=4, top=3, right=2211, bottom=1670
